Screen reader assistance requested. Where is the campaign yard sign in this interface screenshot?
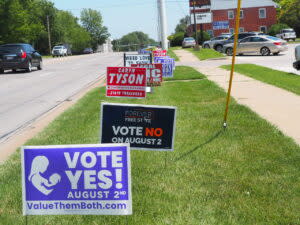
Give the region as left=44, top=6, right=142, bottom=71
left=131, top=63, right=163, bottom=86
left=21, top=144, right=132, bottom=215
left=100, top=103, right=177, bottom=151
left=106, top=67, right=147, bottom=98
left=154, top=57, right=175, bottom=78
left=124, top=53, right=152, bottom=67
left=152, top=50, right=167, bottom=58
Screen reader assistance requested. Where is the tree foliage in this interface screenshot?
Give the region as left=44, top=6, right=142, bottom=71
left=80, top=9, right=110, bottom=51
left=277, top=0, right=300, bottom=36
left=0, top=0, right=109, bottom=54
left=113, top=31, right=156, bottom=51
left=268, top=23, right=290, bottom=36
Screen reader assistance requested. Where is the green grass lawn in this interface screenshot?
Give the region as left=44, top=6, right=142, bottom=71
left=221, top=64, right=300, bottom=96
left=1, top=66, right=300, bottom=224
left=168, top=47, right=180, bottom=61
left=186, top=48, right=225, bottom=61
left=164, top=66, right=205, bottom=81
left=289, top=38, right=300, bottom=44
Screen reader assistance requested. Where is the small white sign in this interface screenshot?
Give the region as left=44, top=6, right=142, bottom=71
left=191, top=12, right=212, bottom=24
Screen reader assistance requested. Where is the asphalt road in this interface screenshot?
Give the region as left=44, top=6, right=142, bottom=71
left=0, top=52, right=123, bottom=143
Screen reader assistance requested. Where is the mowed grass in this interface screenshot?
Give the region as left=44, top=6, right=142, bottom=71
left=1, top=66, right=300, bottom=224
left=164, top=66, right=205, bottom=81
left=186, top=48, right=225, bottom=60
left=221, top=64, right=300, bottom=95
left=168, top=47, right=180, bottom=61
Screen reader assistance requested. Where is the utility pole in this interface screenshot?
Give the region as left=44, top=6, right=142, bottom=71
left=157, top=0, right=161, bottom=45
left=46, top=15, right=52, bottom=55
left=193, top=1, right=199, bottom=46
left=158, top=0, right=168, bottom=50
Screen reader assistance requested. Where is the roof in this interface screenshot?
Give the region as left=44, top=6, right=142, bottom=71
left=211, top=0, right=277, bottom=10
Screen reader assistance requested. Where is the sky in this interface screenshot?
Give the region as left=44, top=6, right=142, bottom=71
left=50, top=0, right=190, bottom=41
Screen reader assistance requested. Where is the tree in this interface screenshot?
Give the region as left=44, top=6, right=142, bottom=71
left=175, top=16, right=190, bottom=33
left=114, top=31, right=156, bottom=51
left=80, top=9, right=110, bottom=50
left=277, top=0, right=300, bottom=36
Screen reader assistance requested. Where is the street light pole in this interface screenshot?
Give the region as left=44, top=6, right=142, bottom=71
left=46, top=15, right=51, bottom=55
left=158, top=0, right=168, bottom=50
left=193, top=1, right=198, bottom=46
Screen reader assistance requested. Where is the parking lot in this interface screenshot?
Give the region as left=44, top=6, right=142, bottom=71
left=236, top=43, right=300, bottom=75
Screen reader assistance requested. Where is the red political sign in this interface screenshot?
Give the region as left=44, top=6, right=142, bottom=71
left=106, top=67, right=147, bottom=98
left=152, top=50, right=167, bottom=58
left=131, top=64, right=163, bottom=86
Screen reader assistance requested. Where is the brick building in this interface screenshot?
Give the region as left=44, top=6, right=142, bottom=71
left=189, top=0, right=277, bottom=37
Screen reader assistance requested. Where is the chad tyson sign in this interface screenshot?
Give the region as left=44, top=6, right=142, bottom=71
left=100, top=103, right=177, bottom=151
left=21, top=144, right=132, bottom=215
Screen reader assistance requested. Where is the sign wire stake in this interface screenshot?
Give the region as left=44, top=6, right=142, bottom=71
left=223, top=0, right=242, bottom=128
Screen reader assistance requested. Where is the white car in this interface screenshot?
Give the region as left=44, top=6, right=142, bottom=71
left=182, top=37, right=196, bottom=48
left=52, top=46, right=68, bottom=57
left=276, top=29, right=297, bottom=42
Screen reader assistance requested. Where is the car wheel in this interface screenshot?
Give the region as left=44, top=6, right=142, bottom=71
left=26, top=61, right=32, bottom=72
left=225, top=48, right=233, bottom=56
left=37, top=60, right=43, bottom=70
left=260, top=47, right=270, bottom=56
left=12, top=69, right=17, bottom=73
left=204, top=44, right=210, bottom=49
left=215, top=45, right=223, bottom=52
left=0, top=69, right=4, bottom=74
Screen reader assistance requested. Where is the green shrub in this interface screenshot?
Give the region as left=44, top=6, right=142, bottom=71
left=268, top=23, right=290, bottom=36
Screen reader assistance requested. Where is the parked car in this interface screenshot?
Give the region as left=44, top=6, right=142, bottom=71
left=52, top=45, right=68, bottom=57
left=182, top=37, right=196, bottom=48
left=223, top=35, right=288, bottom=56
left=213, top=32, right=264, bottom=52
left=293, top=45, right=300, bottom=70
left=202, top=34, right=231, bottom=49
left=276, top=28, right=296, bottom=42
left=0, top=43, right=42, bottom=73
left=83, top=48, right=93, bottom=54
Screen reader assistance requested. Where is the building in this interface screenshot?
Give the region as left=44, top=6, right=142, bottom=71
left=189, top=0, right=277, bottom=37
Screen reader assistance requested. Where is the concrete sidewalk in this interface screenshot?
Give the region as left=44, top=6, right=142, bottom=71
left=175, top=49, right=300, bottom=145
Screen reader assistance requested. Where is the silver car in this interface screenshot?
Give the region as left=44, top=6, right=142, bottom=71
left=182, top=37, right=196, bottom=48
left=202, top=34, right=231, bottom=49
left=223, top=36, right=288, bottom=56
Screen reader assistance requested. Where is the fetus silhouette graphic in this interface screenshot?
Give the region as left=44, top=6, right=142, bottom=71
left=28, top=156, right=61, bottom=195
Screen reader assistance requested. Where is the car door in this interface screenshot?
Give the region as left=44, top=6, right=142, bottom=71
left=28, top=45, right=40, bottom=66
left=237, top=37, right=251, bottom=53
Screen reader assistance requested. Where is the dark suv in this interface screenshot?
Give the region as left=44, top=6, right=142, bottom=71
left=213, top=32, right=264, bottom=52
left=0, top=43, right=42, bottom=73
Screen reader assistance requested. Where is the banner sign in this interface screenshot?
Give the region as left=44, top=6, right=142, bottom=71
left=213, top=21, right=229, bottom=30
left=131, top=64, right=163, bottom=86
left=189, top=0, right=211, bottom=7
left=100, top=103, right=177, bottom=151
left=152, top=50, right=167, bottom=58
left=124, top=53, right=152, bottom=67
left=106, top=67, right=147, bottom=98
left=21, top=144, right=132, bottom=215
left=154, top=57, right=174, bottom=78
left=191, top=13, right=212, bottom=24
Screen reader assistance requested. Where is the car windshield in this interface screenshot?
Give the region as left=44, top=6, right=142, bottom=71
left=283, top=29, right=294, bottom=33
left=0, top=45, right=22, bottom=53
left=265, top=36, right=281, bottom=41
left=54, top=46, right=63, bottom=49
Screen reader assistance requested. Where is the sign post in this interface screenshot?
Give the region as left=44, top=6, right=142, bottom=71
left=223, top=0, right=242, bottom=128
left=22, top=144, right=132, bottom=215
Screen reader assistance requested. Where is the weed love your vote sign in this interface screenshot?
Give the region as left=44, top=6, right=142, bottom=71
left=21, top=144, right=132, bottom=215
